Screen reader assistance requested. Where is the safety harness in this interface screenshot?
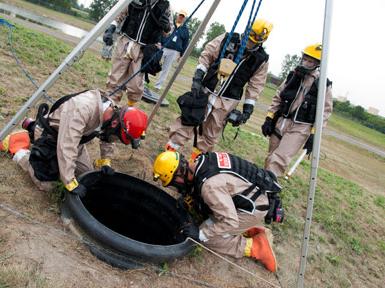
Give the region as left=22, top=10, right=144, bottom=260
left=279, top=69, right=332, bottom=125
left=29, top=91, right=110, bottom=181
left=35, top=90, right=100, bottom=144
left=180, top=0, right=266, bottom=150
left=183, top=152, right=282, bottom=223
left=120, top=0, right=170, bottom=46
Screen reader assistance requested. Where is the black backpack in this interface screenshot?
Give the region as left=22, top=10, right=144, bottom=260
left=141, top=44, right=163, bottom=77
left=177, top=90, right=208, bottom=127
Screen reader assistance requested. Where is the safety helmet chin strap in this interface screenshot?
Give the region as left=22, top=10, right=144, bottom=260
left=246, top=41, right=261, bottom=53
left=99, top=106, right=121, bottom=142
left=298, top=55, right=320, bottom=75
left=295, top=62, right=320, bottom=78
left=170, top=156, right=194, bottom=196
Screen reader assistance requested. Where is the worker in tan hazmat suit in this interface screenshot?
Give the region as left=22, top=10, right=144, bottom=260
left=1, top=90, right=148, bottom=196
left=153, top=150, right=285, bottom=273
left=262, top=43, right=333, bottom=177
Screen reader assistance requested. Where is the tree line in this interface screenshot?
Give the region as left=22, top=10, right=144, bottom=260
left=333, top=100, right=385, bottom=134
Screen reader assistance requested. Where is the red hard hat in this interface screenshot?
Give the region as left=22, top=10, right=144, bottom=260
left=119, top=106, right=148, bottom=146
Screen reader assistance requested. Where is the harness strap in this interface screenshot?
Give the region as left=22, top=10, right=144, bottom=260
left=36, top=90, right=99, bottom=145
left=250, top=189, right=262, bottom=202
left=49, top=90, right=89, bottom=114
left=193, top=125, right=203, bottom=149
left=255, top=204, right=270, bottom=211
left=241, top=182, right=258, bottom=196
left=272, top=130, right=282, bottom=140
left=222, top=119, right=240, bottom=142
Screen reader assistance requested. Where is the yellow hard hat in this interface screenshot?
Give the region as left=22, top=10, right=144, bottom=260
left=249, top=19, right=273, bottom=44
left=303, top=43, right=322, bottom=61
left=178, top=9, right=188, bottom=17
left=153, top=151, right=180, bottom=187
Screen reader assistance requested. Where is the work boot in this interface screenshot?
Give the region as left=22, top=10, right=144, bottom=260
left=0, top=131, right=30, bottom=154
left=244, top=229, right=277, bottom=272
left=243, top=226, right=266, bottom=238
left=189, top=147, right=202, bottom=163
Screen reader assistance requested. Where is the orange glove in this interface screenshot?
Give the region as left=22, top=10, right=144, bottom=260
left=0, top=131, right=30, bottom=154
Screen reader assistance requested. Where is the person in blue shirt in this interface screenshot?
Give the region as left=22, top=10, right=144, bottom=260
left=154, top=9, right=190, bottom=92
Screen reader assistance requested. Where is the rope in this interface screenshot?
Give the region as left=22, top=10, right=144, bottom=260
left=233, top=0, right=256, bottom=64
left=217, top=0, right=249, bottom=62
left=234, top=0, right=263, bottom=63
left=0, top=18, right=54, bottom=103
left=187, top=237, right=281, bottom=288
left=108, top=0, right=207, bottom=98
left=217, top=0, right=264, bottom=65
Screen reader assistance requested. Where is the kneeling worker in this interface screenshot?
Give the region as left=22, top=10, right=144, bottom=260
left=153, top=151, right=283, bottom=272
left=1, top=89, right=148, bottom=196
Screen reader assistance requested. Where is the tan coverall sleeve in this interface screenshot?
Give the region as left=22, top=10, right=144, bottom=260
left=56, top=103, right=92, bottom=186
left=322, top=85, right=333, bottom=127
left=244, top=61, right=269, bottom=103
left=267, top=81, right=286, bottom=115
left=197, top=34, right=225, bottom=71
left=200, top=180, right=240, bottom=239
left=114, top=6, right=129, bottom=25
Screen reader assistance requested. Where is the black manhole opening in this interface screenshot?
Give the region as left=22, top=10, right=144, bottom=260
left=81, top=174, right=185, bottom=245
left=62, top=171, right=194, bottom=268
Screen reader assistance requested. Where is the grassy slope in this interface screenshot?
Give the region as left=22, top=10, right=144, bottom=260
left=0, top=22, right=384, bottom=288
left=0, top=0, right=95, bottom=31
left=328, top=113, right=385, bottom=149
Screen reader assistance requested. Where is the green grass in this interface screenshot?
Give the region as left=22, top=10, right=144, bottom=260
left=374, top=195, right=385, bottom=209
left=379, top=240, right=385, bottom=253
left=0, top=86, right=5, bottom=97
left=1, top=22, right=111, bottom=96
left=0, top=265, right=47, bottom=288
left=259, top=83, right=277, bottom=105
left=325, top=254, right=341, bottom=266
left=328, top=113, right=385, bottom=150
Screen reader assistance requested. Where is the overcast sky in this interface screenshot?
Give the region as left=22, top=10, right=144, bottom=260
left=79, top=0, right=385, bottom=116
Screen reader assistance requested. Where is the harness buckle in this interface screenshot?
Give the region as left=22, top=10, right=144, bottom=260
left=218, top=58, right=236, bottom=81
